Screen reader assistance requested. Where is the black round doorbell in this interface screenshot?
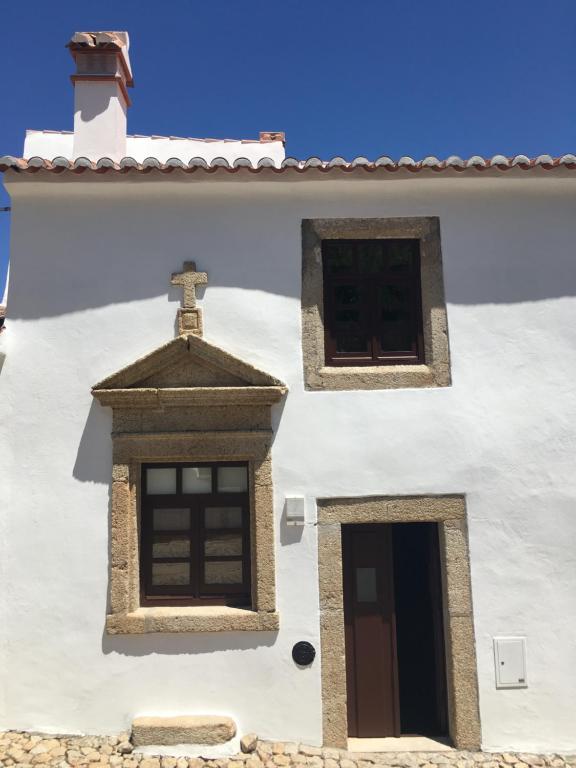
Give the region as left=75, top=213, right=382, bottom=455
left=292, top=641, right=316, bottom=666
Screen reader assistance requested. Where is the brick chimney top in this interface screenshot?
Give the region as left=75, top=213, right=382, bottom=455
left=67, top=31, right=133, bottom=96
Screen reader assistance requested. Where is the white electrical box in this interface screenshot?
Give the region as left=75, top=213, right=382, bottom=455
left=493, top=637, right=527, bottom=689
left=285, top=496, right=305, bottom=526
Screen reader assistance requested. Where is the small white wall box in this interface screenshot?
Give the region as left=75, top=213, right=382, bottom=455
left=285, top=496, right=305, bottom=526
left=493, top=637, right=528, bottom=689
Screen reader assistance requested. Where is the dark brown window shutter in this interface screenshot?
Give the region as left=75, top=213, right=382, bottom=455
left=322, top=239, right=424, bottom=367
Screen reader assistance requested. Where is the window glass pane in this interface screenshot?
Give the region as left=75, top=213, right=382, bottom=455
left=204, top=507, right=242, bottom=529
left=182, top=467, right=212, bottom=494
left=146, top=467, right=176, bottom=494
left=152, top=536, right=190, bottom=559
left=217, top=467, right=248, bottom=493
left=386, top=240, right=416, bottom=273
left=335, top=308, right=359, bottom=323
left=378, top=284, right=414, bottom=352
left=205, top=560, right=243, bottom=585
left=336, top=330, right=369, bottom=354
left=152, top=562, right=190, bottom=586
left=357, top=242, right=386, bottom=273
left=334, top=284, right=360, bottom=306
left=205, top=532, right=242, bottom=557
left=332, top=282, right=369, bottom=353
left=153, top=508, right=190, bottom=531
left=380, top=284, right=410, bottom=322
left=324, top=244, right=355, bottom=274
left=356, top=567, right=377, bottom=602
left=380, top=327, right=414, bottom=353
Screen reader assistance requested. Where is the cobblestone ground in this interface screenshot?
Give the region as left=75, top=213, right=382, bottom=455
left=1, top=733, right=575, bottom=768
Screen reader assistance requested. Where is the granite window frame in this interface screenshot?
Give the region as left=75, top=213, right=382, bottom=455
left=302, top=217, right=451, bottom=391
left=106, top=431, right=278, bottom=635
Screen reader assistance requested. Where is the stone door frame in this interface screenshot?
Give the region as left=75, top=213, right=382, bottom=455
left=317, top=495, right=481, bottom=749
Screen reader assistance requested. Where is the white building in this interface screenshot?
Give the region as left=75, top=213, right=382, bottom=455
left=1, top=31, right=576, bottom=755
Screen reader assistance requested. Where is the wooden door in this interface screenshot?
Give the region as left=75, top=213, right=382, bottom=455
left=343, top=525, right=400, bottom=737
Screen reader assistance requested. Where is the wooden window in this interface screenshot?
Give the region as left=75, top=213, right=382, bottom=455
left=322, top=239, right=424, bottom=366
left=141, top=462, right=251, bottom=607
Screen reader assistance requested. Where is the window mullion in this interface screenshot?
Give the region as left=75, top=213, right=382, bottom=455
left=142, top=500, right=152, bottom=599
left=193, top=498, right=201, bottom=599
left=369, top=278, right=379, bottom=363
left=243, top=500, right=251, bottom=595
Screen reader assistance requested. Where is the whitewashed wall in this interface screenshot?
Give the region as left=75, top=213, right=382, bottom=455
left=1, top=172, right=575, bottom=752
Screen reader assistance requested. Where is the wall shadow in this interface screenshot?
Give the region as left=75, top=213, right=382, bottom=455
left=102, top=629, right=278, bottom=657
left=8, top=188, right=576, bottom=322
left=79, top=89, right=114, bottom=122
left=73, top=399, right=113, bottom=485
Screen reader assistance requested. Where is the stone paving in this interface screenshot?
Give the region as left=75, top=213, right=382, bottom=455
left=1, top=732, right=575, bottom=768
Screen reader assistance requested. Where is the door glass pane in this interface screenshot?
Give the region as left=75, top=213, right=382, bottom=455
left=152, top=536, right=190, bottom=559
left=182, top=466, right=212, bottom=494
left=217, top=467, right=248, bottom=493
left=152, top=562, right=190, bottom=586
left=204, top=507, right=242, bottom=529
left=356, top=567, right=378, bottom=602
left=204, top=532, right=242, bottom=557
left=205, top=560, right=243, bottom=585
left=153, top=508, right=190, bottom=531
left=146, top=467, right=176, bottom=494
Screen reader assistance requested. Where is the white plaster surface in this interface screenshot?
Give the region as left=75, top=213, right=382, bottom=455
left=1, top=172, right=576, bottom=752
left=23, top=130, right=286, bottom=166
left=73, top=82, right=128, bottom=161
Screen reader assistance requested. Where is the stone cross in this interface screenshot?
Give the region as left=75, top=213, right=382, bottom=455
left=171, top=261, right=208, bottom=309
left=170, top=262, right=208, bottom=337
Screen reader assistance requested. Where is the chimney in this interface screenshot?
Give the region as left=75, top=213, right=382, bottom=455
left=67, top=31, right=133, bottom=161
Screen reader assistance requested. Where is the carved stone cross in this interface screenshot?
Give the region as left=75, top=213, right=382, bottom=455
left=171, top=261, right=208, bottom=309
left=171, top=261, right=208, bottom=337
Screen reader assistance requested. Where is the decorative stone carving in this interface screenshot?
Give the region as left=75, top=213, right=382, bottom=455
left=92, top=267, right=287, bottom=634
left=171, top=261, right=208, bottom=337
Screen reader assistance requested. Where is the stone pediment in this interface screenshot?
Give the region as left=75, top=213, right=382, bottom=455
left=92, top=334, right=287, bottom=408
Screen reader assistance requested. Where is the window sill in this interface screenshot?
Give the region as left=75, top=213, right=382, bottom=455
left=305, top=363, right=450, bottom=392
left=106, top=606, right=279, bottom=634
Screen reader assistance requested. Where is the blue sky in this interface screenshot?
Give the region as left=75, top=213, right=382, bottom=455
left=1, top=0, right=575, bottom=300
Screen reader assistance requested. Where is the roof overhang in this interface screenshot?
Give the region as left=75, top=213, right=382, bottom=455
left=2, top=153, right=576, bottom=177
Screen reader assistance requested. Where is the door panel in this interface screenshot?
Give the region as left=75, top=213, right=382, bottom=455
left=343, top=526, right=400, bottom=737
